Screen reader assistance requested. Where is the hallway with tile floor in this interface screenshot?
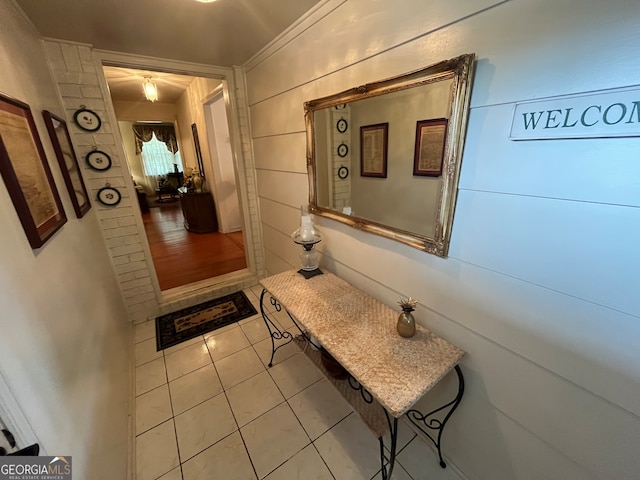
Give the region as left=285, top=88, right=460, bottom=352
left=134, top=285, right=457, bottom=480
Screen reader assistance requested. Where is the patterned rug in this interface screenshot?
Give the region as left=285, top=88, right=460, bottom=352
left=155, top=291, right=257, bottom=350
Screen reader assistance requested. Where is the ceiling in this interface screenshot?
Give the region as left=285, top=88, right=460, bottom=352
left=103, top=66, right=202, bottom=103
left=15, top=0, right=321, bottom=67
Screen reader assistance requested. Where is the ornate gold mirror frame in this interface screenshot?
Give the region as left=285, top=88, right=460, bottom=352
left=305, top=54, right=476, bottom=256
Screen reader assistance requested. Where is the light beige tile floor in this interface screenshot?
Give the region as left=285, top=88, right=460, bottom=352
left=133, top=287, right=443, bottom=480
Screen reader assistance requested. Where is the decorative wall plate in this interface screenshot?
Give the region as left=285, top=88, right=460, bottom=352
left=85, top=150, right=112, bottom=171
left=335, top=104, right=347, bottom=110
left=97, top=185, right=121, bottom=206
left=336, top=118, right=348, bottom=133
left=338, top=166, right=349, bottom=179
left=73, top=107, right=101, bottom=132
left=337, top=143, right=349, bottom=157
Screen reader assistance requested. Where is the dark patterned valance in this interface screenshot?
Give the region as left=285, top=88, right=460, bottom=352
left=132, top=123, right=178, bottom=154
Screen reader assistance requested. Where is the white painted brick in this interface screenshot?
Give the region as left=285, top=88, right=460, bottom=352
left=129, top=252, right=146, bottom=262
left=112, top=255, right=130, bottom=266
left=122, top=277, right=152, bottom=290
left=101, top=218, right=120, bottom=229
left=81, top=86, right=103, bottom=98
left=134, top=269, right=150, bottom=279
left=111, top=243, right=143, bottom=256
left=104, top=225, right=139, bottom=239
left=44, top=42, right=65, bottom=71
left=61, top=44, right=82, bottom=72
left=123, top=284, right=154, bottom=299
left=97, top=205, right=134, bottom=219
left=77, top=46, right=94, bottom=71
left=117, top=216, right=137, bottom=227
left=115, top=261, right=148, bottom=275
left=122, top=234, right=141, bottom=245
left=106, top=237, right=124, bottom=249
left=94, top=133, right=116, bottom=145
left=118, top=272, right=135, bottom=283
left=125, top=291, right=156, bottom=305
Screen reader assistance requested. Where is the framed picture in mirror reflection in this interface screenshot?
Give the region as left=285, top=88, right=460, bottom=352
left=360, top=123, right=388, bottom=178
left=413, top=118, right=448, bottom=177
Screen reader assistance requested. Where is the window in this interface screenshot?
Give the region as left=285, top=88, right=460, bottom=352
left=140, top=132, right=183, bottom=176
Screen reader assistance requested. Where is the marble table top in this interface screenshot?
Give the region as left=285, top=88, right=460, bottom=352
left=260, top=270, right=465, bottom=417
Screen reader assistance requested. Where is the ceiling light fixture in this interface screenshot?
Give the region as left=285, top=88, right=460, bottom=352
left=195, top=0, right=217, bottom=3
left=142, top=77, right=158, bottom=102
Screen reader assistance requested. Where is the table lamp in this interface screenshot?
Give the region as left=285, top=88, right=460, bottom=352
left=291, top=205, right=322, bottom=279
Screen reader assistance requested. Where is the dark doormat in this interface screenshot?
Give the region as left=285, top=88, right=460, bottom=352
left=155, top=291, right=257, bottom=351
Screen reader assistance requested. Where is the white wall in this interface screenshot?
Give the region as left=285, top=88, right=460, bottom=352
left=246, top=0, right=640, bottom=478
left=0, top=1, right=131, bottom=478
left=206, top=93, right=242, bottom=233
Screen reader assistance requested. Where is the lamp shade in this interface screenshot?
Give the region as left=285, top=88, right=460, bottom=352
left=143, top=78, right=158, bottom=102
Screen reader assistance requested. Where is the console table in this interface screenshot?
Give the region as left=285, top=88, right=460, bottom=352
left=259, top=270, right=465, bottom=479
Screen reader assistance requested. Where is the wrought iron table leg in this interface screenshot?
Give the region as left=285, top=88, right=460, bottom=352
left=405, top=365, right=465, bottom=468
left=347, top=377, right=399, bottom=479
left=380, top=414, right=399, bottom=480
left=259, top=289, right=293, bottom=367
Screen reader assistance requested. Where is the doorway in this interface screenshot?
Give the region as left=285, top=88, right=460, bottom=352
left=103, top=66, right=248, bottom=291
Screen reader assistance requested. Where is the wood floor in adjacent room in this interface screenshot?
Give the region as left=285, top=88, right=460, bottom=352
left=142, top=200, right=247, bottom=291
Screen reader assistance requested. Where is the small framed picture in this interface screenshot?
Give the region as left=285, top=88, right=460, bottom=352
left=337, top=143, right=349, bottom=157
left=413, top=118, right=448, bottom=177
left=73, top=107, right=102, bottom=132
left=43, top=110, right=91, bottom=218
left=336, top=118, right=348, bottom=133
left=360, top=123, right=388, bottom=178
left=97, top=186, right=121, bottom=206
left=86, top=149, right=112, bottom=171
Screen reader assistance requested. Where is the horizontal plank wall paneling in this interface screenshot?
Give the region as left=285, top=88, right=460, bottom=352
left=253, top=133, right=307, bottom=173
left=450, top=191, right=640, bottom=317
left=245, top=0, right=506, bottom=104
left=461, top=105, right=640, bottom=206
left=245, top=0, right=640, bottom=477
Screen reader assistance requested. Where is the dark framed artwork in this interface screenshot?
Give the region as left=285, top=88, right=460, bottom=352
left=360, top=123, right=388, bottom=178
left=42, top=110, right=91, bottom=218
left=0, top=94, right=66, bottom=248
left=413, top=118, right=448, bottom=177
left=191, top=123, right=205, bottom=176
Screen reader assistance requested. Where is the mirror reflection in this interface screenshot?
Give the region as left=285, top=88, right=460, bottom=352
left=305, top=54, right=475, bottom=256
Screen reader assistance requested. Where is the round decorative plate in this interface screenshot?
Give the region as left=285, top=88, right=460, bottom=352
left=85, top=150, right=112, bottom=171
left=334, top=104, right=347, bottom=110
left=73, top=107, right=102, bottom=132
left=336, top=118, right=348, bottom=133
left=337, top=143, right=349, bottom=157
left=338, top=166, right=349, bottom=179
left=96, top=186, right=121, bottom=206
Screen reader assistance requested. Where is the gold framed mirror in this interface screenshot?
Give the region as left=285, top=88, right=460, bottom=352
left=305, top=54, right=476, bottom=256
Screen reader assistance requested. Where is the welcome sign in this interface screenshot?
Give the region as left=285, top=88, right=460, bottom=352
left=510, top=86, right=640, bottom=140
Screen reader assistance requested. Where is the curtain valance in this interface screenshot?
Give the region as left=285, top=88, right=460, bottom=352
left=133, top=124, right=178, bottom=154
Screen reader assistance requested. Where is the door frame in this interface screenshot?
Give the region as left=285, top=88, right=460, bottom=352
left=92, top=50, right=263, bottom=306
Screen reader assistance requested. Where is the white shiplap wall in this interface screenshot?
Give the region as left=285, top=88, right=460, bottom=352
left=245, top=0, right=640, bottom=478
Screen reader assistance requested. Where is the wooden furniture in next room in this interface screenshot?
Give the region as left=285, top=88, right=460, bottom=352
left=180, top=191, right=218, bottom=233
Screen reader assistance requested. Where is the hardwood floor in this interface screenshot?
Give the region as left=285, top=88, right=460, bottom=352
left=141, top=200, right=247, bottom=291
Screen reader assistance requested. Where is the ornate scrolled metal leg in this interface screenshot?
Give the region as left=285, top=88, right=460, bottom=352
left=345, top=377, right=398, bottom=479
left=259, top=289, right=293, bottom=367
left=379, top=414, right=398, bottom=480
left=405, top=365, right=465, bottom=468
